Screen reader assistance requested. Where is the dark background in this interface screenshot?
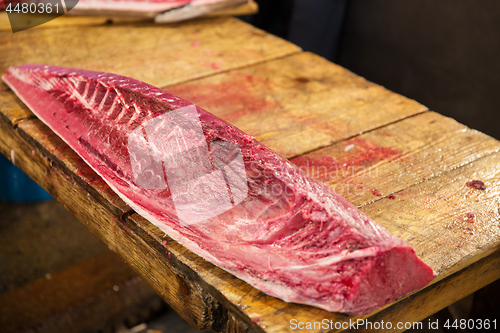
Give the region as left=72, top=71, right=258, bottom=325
left=242, top=0, right=500, bottom=140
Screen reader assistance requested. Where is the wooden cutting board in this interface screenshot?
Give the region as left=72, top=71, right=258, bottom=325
left=1, top=16, right=500, bottom=333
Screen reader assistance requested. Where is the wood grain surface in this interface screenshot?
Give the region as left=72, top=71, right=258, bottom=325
left=1, top=16, right=499, bottom=333
left=167, top=52, right=427, bottom=158
left=292, top=111, right=500, bottom=206
left=0, top=16, right=300, bottom=88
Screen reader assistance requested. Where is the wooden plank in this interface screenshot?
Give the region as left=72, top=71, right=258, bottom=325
left=166, top=52, right=428, bottom=158
left=0, top=16, right=300, bottom=91
left=291, top=112, right=500, bottom=206
left=0, top=81, right=35, bottom=126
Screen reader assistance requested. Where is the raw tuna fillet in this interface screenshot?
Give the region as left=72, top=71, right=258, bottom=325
left=2, top=65, right=435, bottom=315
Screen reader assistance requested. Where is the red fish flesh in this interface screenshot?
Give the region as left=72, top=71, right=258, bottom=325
left=2, top=65, right=435, bottom=314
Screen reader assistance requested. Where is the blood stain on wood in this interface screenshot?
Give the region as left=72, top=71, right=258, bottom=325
left=466, top=180, right=486, bottom=190
left=291, top=137, right=400, bottom=182
left=168, top=73, right=281, bottom=121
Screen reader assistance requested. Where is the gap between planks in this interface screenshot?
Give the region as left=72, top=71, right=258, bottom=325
left=357, top=145, right=500, bottom=209
left=158, top=50, right=303, bottom=93
left=356, top=147, right=498, bottom=208
left=163, top=51, right=429, bottom=159
left=286, top=109, right=429, bottom=161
